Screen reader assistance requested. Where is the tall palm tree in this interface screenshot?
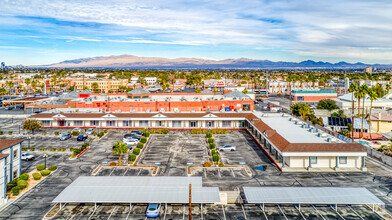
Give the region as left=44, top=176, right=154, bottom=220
left=6, top=81, right=14, bottom=101
left=24, top=78, right=31, bottom=95
left=0, top=87, right=6, bottom=107
left=348, top=83, right=358, bottom=141
left=359, top=84, right=369, bottom=138
left=367, top=88, right=378, bottom=140
left=112, top=141, right=129, bottom=166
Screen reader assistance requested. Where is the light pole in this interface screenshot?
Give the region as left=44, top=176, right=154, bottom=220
left=43, top=154, right=48, bottom=169
left=27, top=136, right=31, bottom=148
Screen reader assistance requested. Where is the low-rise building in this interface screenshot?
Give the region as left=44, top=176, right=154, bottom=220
left=370, top=113, right=392, bottom=133
left=0, top=139, right=23, bottom=204
left=290, top=90, right=337, bottom=103
left=73, top=79, right=128, bottom=92
left=29, top=112, right=367, bottom=172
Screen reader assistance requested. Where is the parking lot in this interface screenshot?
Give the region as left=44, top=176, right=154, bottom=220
left=2, top=129, right=392, bottom=219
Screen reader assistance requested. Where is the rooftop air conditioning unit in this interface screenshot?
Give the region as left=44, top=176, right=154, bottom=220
left=289, top=118, right=293, bottom=121
left=146, top=109, right=151, bottom=113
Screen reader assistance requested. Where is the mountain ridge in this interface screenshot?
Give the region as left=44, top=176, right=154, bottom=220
left=43, top=55, right=392, bottom=70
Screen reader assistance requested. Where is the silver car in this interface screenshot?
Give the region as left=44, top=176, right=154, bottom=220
left=218, top=144, right=237, bottom=151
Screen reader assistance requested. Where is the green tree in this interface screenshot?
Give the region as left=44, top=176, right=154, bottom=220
left=316, top=99, right=338, bottom=111
left=368, top=88, right=378, bottom=140
left=195, top=87, right=201, bottom=93
left=0, top=87, right=6, bottom=107
left=91, top=82, right=99, bottom=93
left=112, top=141, right=129, bottom=166
left=291, top=103, right=311, bottom=119
left=69, top=85, right=75, bottom=91
left=348, top=83, right=357, bottom=141
left=22, top=119, right=44, bottom=134
left=331, top=110, right=346, bottom=118
left=6, top=81, right=14, bottom=101
left=386, top=83, right=391, bottom=94
left=358, top=84, right=369, bottom=138
left=242, top=88, right=248, bottom=94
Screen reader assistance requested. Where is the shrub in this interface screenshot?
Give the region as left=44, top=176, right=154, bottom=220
left=206, top=133, right=212, bottom=138
left=203, top=162, right=211, bottom=167
left=208, top=138, right=214, bottom=143
left=104, top=129, right=108, bottom=133
left=12, top=186, right=20, bottom=196
left=161, top=129, right=169, bottom=134
left=93, top=132, right=97, bottom=136
left=32, top=172, right=41, bottom=180
left=39, top=148, right=47, bottom=151
left=72, top=148, right=81, bottom=157
left=218, top=162, right=224, bottom=167
left=40, top=170, right=51, bottom=176
left=43, top=131, right=47, bottom=135
left=50, top=148, right=56, bottom=151
left=209, top=143, right=216, bottom=149
left=37, top=164, right=45, bottom=171
left=136, top=142, right=144, bottom=149
left=72, top=131, right=79, bottom=136
left=22, top=147, right=28, bottom=151
left=211, top=150, right=218, bottom=156
left=8, top=131, right=13, bottom=135
left=97, top=132, right=105, bottom=138
left=110, top=162, right=116, bottom=166
left=144, top=132, right=150, bottom=137
left=48, top=165, right=57, bottom=171
left=29, top=147, right=35, bottom=151
left=17, top=180, right=28, bottom=189
left=140, top=137, right=147, bottom=143
left=0, top=131, right=3, bottom=135
left=7, top=179, right=18, bottom=191
left=129, top=154, right=137, bottom=162
left=133, top=148, right=140, bottom=155
left=54, top=131, right=59, bottom=135
left=212, top=155, right=220, bottom=163
left=19, top=173, right=29, bottom=181
left=85, top=142, right=90, bottom=147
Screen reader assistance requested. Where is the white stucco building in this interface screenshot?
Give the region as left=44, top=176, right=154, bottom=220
left=0, top=139, right=23, bottom=204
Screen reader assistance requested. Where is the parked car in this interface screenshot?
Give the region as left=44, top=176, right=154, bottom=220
left=218, top=144, right=236, bottom=151
left=21, top=153, right=35, bottom=161
left=123, top=138, right=139, bottom=146
left=146, top=203, right=161, bottom=218
left=86, top=128, right=94, bottom=135
left=72, top=128, right=82, bottom=133
left=124, top=133, right=141, bottom=140
left=77, top=134, right=88, bottom=141
left=131, top=130, right=144, bottom=136
left=60, top=133, right=72, bottom=141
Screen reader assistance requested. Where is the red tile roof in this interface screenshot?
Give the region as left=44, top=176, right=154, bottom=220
left=0, top=154, right=9, bottom=160
left=0, top=139, right=23, bottom=151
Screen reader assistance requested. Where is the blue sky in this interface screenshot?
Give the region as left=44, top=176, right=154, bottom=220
left=1, top=0, right=392, bottom=65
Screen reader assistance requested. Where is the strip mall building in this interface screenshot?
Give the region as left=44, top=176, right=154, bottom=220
left=29, top=111, right=366, bottom=172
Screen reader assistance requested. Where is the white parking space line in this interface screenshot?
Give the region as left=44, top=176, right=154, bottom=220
left=68, top=206, right=86, bottom=220
left=137, top=168, right=142, bottom=176
left=241, top=204, right=248, bottom=220
left=348, top=206, right=365, bottom=220
left=126, top=204, right=133, bottom=220
left=222, top=205, right=226, bottom=220
left=123, top=168, right=128, bottom=176
left=183, top=205, right=185, bottom=220
left=311, top=205, right=326, bottom=220
left=109, top=167, right=116, bottom=176
left=277, top=205, right=288, bottom=220
left=259, top=205, right=268, bottom=220
left=333, top=207, right=345, bottom=220
left=294, top=205, right=306, bottom=220
left=88, top=205, right=100, bottom=220
left=107, top=206, right=117, bottom=220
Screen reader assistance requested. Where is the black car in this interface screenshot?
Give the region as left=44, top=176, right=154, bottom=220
left=131, top=130, right=144, bottom=136
left=124, top=133, right=141, bottom=140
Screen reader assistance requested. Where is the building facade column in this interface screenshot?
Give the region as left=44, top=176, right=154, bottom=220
left=275, top=149, right=278, bottom=160
left=281, top=155, right=285, bottom=168
left=362, top=156, right=366, bottom=168
left=335, top=156, right=339, bottom=168
left=308, top=156, right=312, bottom=168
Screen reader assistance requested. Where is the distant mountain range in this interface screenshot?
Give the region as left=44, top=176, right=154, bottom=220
left=42, top=55, right=392, bottom=70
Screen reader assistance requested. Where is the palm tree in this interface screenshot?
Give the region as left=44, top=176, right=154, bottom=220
left=359, top=84, right=369, bottom=138
left=112, top=141, right=129, bottom=166
left=0, top=87, right=6, bottom=107
left=6, top=81, right=14, bottom=102
left=386, top=83, right=391, bottom=94
left=91, top=82, right=99, bottom=93
left=348, top=83, right=358, bottom=141
left=367, top=88, right=378, bottom=140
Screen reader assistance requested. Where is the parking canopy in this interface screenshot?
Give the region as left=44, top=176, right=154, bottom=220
left=244, top=187, right=384, bottom=205
left=53, top=176, right=220, bottom=204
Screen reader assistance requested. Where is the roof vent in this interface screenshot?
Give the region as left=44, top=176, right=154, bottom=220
left=326, top=138, right=331, bottom=142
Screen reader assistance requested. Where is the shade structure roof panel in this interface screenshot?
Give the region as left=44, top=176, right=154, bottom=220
left=53, top=176, right=220, bottom=204
left=244, top=187, right=384, bottom=205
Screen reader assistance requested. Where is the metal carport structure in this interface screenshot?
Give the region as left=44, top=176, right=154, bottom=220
left=52, top=176, right=220, bottom=210
left=243, top=187, right=384, bottom=212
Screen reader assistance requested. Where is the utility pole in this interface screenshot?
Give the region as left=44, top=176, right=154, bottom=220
left=266, top=71, right=269, bottom=97
left=189, top=184, right=192, bottom=220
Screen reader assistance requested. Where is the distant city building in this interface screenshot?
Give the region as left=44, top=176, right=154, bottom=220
left=269, top=80, right=318, bottom=94
left=130, top=77, right=157, bottom=85
left=203, top=79, right=237, bottom=91
left=72, top=79, right=128, bottom=92
left=0, top=62, right=4, bottom=70
left=344, top=77, right=350, bottom=91
left=365, top=66, right=373, bottom=74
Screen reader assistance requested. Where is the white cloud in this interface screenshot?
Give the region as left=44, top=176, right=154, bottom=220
left=1, top=0, right=392, bottom=62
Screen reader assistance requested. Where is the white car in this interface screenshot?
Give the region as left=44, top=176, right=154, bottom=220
left=21, top=153, right=35, bottom=161
left=72, top=128, right=82, bottom=133
left=146, top=203, right=161, bottom=218
left=218, top=144, right=237, bottom=151
left=123, top=138, right=139, bottom=145
left=86, top=128, right=94, bottom=134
